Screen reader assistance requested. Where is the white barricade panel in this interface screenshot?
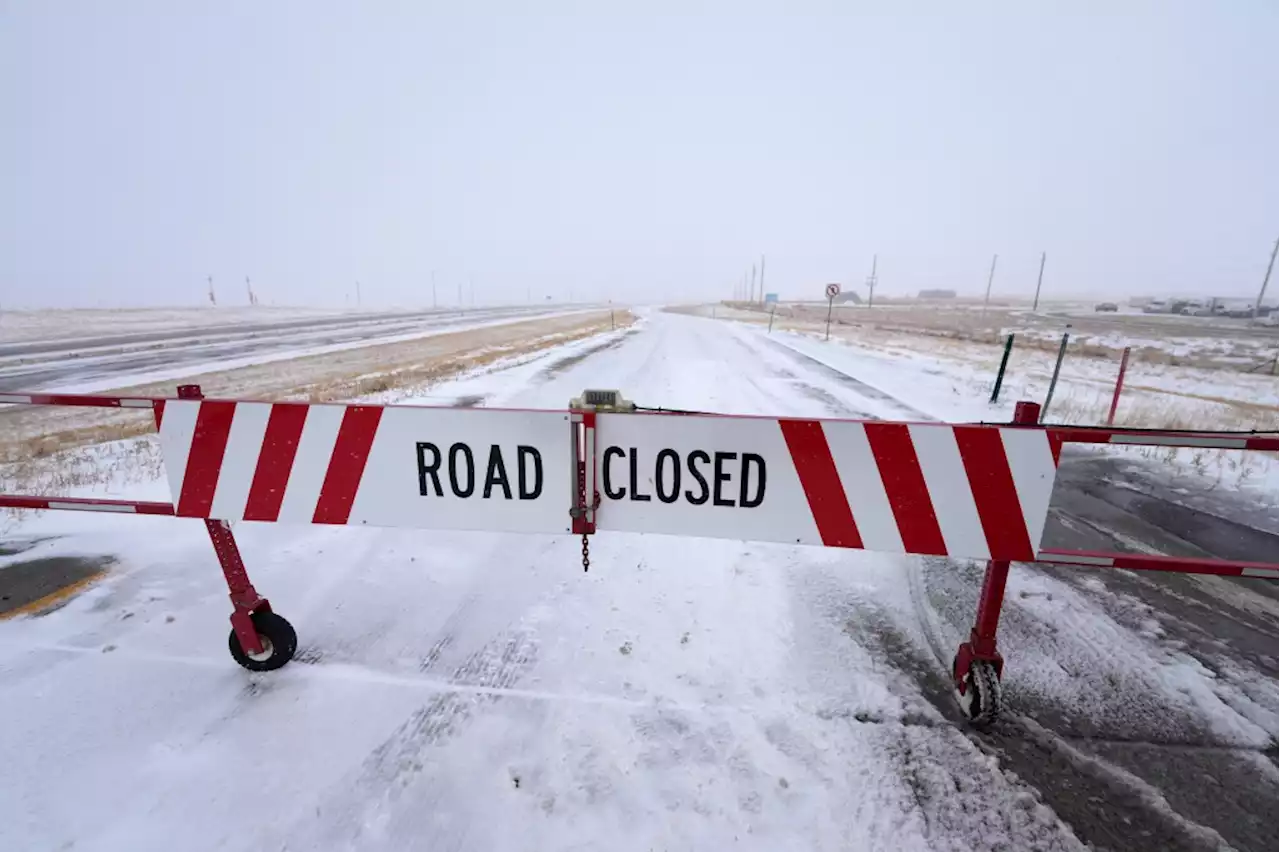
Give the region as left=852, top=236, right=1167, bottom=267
left=592, top=412, right=1057, bottom=562
left=591, top=413, right=822, bottom=546
left=159, top=400, right=573, bottom=534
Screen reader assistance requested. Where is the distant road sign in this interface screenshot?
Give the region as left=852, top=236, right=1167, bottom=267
left=825, top=283, right=841, bottom=299
left=764, top=292, right=779, bottom=305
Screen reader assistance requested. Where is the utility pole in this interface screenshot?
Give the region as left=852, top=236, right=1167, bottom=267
left=751, top=264, right=757, bottom=303
left=432, top=271, right=437, bottom=309
left=207, top=275, right=217, bottom=306
left=1254, top=238, right=1278, bottom=318
left=355, top=281, right=361, bottom=307
left=865, top=254, right=878, bottom=308
left=1032, top=251, right=1047, bottom=312
left=759, top=255, right=766, bottom=303
left=246, top=276, right=257, bottom=306
left=981, top=254, right=998, bottom=320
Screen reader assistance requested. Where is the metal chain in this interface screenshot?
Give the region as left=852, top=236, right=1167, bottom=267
left=577, top=460, right=590, bottom=572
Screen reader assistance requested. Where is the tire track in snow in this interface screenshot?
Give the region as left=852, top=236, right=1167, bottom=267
left=712, top=318, right=1278, bottom=850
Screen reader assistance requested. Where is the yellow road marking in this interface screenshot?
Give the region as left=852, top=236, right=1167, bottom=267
left=0, top=569, right=107, bottom=620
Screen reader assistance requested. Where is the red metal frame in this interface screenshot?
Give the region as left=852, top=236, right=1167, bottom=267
left=1036, top=548, right=1278, bottom=579
left=3, top=386, right=1275, bottom=682
left=0, top=495, right=176, bottom=514
left=953, top=398, right=1278, bottom=699
left=570, top=410, right=598, bottom=535
left=951, top=401, right=1044, bottom=689
left=170, top=385, right=270, bottom=655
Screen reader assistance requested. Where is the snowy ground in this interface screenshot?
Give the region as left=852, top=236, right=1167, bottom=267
left=0, top=310, right=1275, bottom=851
left=0, top=305, right=586, bottom=345
left=0, top=305, right=590, bottom=394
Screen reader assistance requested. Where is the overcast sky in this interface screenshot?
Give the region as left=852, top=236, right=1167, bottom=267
left=2, top=2, right=1276, bottom=309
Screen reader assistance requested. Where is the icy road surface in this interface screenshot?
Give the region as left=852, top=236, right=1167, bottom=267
left=0, top=311, right=1275, bottom=852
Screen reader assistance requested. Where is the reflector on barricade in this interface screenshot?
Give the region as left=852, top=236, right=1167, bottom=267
left=1, top=385, right=1275, bottom=727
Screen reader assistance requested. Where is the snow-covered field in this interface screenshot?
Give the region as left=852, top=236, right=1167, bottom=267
left=0, top=311, right=1275, bottom=851
left=0, top=305, right=593, bottom=395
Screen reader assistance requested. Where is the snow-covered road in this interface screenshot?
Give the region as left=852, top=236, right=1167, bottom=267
left=0, top=311, right=1274, bottom=851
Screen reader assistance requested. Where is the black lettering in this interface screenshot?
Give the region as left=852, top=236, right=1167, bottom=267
left=483, top=445, right=512, bottom=499
left=603, top=446, right=625, bottom=499
left=655, top=449, right=681, bottom=503
left=740, top=453, right=766, bottom=507
left=448, top=443, right=475, bottom=497
left=686, top=450, right=710, bottom=504
left=629, top=448, right=652, bottom=501
left=517, top=445, right=543, bottom=499
left=713, top=451, right=737, bottom=507
left=416, top=442, right=443, bottom=496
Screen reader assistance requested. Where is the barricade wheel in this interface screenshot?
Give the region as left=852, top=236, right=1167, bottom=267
left=956, top=660, right=1002, bottom=727
left=228, top=611, right=298, bottom=672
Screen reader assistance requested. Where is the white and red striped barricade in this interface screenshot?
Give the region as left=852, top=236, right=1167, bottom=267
left=588, top=410, right=1055, bottom=563
left=0, top=387, right=1275, bottom=728
left=156, top=398, right=574, bottom=535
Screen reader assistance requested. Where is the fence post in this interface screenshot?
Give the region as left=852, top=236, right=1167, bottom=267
left=1039, top=332, right=1070, bottom=423
left=1106, top=346, right=1131, bottom=426
left=990, top=333, right=1015, bottom=404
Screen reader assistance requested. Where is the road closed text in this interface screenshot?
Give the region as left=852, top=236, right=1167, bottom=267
left=601, top=446, right=766, bottom=507
left=416, top=441, right=544, bottom=500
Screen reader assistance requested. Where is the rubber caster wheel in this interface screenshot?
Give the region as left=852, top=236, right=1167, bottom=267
left=955, top=659, right=1002, bottom=727
left=228, top=611, right=297, bottom=672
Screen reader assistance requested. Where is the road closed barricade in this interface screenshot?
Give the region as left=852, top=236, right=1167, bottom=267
left=591, top=409, right=1056, bottom=562
left=157, top=396, right=574, bottom=534
left=0, top=385, right=1274, bottom=727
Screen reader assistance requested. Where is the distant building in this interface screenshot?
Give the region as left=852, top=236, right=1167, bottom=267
left=917, top=289, right=956, bottom=300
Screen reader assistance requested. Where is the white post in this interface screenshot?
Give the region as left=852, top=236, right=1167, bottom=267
left=1254, top=238, right=1278, bottom=318
left=981, top=254, right=998, bottom=320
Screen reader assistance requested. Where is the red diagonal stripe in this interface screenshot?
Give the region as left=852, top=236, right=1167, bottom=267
left=864, top=423, right=947, bottom=556
left=312, top=405, right=383, bottom=524
left=953, top=426, right=1034, bottom=561
left=176, top=401, right=236, bottom=517
left=243, top=403, right=310, bottom=522
left=779, top=419, right=862, bottom=548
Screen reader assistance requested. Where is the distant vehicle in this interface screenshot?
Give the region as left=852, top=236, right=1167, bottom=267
left=1094, top=302, right=1118, bottom=312
left=1142, top=300, right=1169, bottom=313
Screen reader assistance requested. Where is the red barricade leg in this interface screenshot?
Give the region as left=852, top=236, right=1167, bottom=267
left=952, top=558, right=1010, bottom=725
left=951, top=400, right=1041, bottom=725
left=205, top=517, right=270, bottom=654
left=174, top=385, right=296, bottom=671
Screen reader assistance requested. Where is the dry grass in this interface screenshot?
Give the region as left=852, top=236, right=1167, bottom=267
left=0, top=310, right=634, bottom=508
left=715, top=301, right=1278, bottom=372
